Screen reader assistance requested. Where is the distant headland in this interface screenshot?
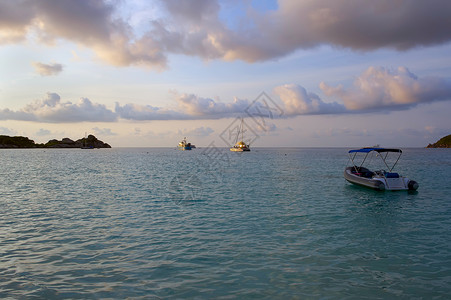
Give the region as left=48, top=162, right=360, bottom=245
left=426, top=134, right=451, bottom=148
left=0, top=134, right=111, bottom=149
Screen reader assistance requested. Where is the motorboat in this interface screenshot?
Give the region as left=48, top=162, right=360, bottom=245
left=178, top=137, right=192, bottom=150
left=344, top=147, right=418, bottom=191
left=230, top=118, right=250, bottom=152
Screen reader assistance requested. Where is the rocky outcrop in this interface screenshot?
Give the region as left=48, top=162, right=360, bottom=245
left=0, top=135, right=37, bottom=148
left=45, top=135, right=111, bottom=148
left=0, top=134, right=111, bottom=148
left=426, top=134, right=451, bottom=148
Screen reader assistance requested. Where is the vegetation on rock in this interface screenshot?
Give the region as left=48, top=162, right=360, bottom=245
left=0, top=135, right=111, bottom=148
left=0, top=135, right=40, bottom=148
left=426, top=134, right=451, bottom=148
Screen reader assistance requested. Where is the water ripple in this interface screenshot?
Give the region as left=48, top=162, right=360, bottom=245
left=0, top=148, right=450, bottom=298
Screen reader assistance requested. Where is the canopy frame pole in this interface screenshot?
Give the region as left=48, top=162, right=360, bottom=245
left=379, top=151, right=402, bottom=172
left=359, top=152, right=369, bottom=170
left=350, top=152, right=359, bottom=172
left=391, top=152, right=402, bottom=172
left=380, top=152, right=391, bottom=171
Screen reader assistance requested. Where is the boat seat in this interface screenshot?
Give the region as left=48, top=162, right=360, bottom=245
left=385, top=172, right=399, bottom=178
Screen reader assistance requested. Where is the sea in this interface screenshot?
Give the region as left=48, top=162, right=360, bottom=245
left=1, top=147, right=450, bottom=299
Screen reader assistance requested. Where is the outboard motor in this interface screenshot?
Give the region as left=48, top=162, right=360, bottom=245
left=408, top=180, right=419, bottom=191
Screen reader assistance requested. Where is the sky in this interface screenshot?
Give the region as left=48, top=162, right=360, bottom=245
left=1, top=0, right=451, bottom=147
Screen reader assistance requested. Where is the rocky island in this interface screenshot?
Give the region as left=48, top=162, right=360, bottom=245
left=0, top=134, right=111, bottom=148
left=426, top=134, right=451, bottom=148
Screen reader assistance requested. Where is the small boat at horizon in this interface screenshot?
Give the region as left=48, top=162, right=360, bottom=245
left=344, top=147, right=419, bottom=191
left=230, top=119, right=250, bottom=152
left=178, top=137, right=193, bottom=150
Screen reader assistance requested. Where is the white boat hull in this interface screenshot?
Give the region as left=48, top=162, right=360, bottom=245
left=344, top=167, right=418, bottom=191
left=230, top=147, right=250, bottom=152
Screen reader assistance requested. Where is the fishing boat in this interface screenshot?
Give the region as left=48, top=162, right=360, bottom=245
left=344, top=147, right=418, bottom=191
left=178, top=137, right=192, bottom=150
left=230, top=119, right=250, bottom=152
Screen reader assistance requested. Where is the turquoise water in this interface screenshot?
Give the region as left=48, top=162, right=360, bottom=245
left=1, top=147, right=450, bottom=298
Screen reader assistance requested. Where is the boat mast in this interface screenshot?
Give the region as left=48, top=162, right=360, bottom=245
left=241, top=118, right=244, bottom=142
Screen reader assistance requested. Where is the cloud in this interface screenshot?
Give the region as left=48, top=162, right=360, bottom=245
left=2, top=1, right=451, bottom=68
left=0, top=127, right=17, bottom=135
left=32, top=62, right=63, bottom=76
left=254, top=123, right=278, bottom=135
left=35, top=128, right=52, bottom=136
left=0, top=0, right=168, bottom=68
left=274, top=84, right=346, bottom=115
left=0, top=93, right=117, bottom=122
left=0, top=0, right=34, bottom=44
left=116, top=93, right=252, bottom=120
left=115, top=103, right=184, bottom=120
left=320, top=66, right=451, bottom=111
left=151, top=0, right=451, bottom=63
left=92, top=127, right=117, bottom=136
left=424, top=126, right=449, bottom=137
left=274, top=67, right=451, bottom=116
left=176, top=94, right=250, bottom=117
left=247, top=0, right=451, bottom=58
left=311, top=128, right=371, bottom=139
left=1, top=66, right=451, bottom=123
left=179, top=126, right=214, bottom=137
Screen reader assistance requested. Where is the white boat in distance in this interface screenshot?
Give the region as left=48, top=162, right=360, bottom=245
left=230, top=119, right=250, bottom=152
left=178, top=137, right=193, bottom=150
left=344, top=147, right=419, bottom=191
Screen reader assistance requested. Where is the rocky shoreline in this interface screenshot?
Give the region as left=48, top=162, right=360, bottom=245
left=426, top=134, right=451, bottom=148
left=0, top=134, right=111, bottom=148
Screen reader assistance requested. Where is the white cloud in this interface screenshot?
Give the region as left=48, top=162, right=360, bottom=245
left=179, top=126, right=214, bottom=137
left=92, top=127, right=117, bottom=136
left=35, top=128, right=51, bottom=136
left=115, top=103, right=184, bottom=120
left=0, top=93, right=116, bottom=123
left=0, top=127, right=17, bottom=135
left=311, top=128, right=371, bottom=139
left=116, top=93, right=252, bottom=120
left=32, top=62, right=63, bottom=76
left=176, top=93, right=250, bottom=117
left=1, top=66, right=451, bottom=123
left=320, top=66, right=451, bottom=111
left=274, top=84, right=345, bottom=115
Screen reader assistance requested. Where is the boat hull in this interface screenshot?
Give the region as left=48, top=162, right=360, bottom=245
left=178, top=146, right=192, bottom=150
left=344, top=167, right=418, bottom=191
left=344, top=168, right=385, bottom=190
left=230, top=147, right=250, bottom=152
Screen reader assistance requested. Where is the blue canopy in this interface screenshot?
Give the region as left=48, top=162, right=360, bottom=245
left=348, top=148, right=402, bottom=154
